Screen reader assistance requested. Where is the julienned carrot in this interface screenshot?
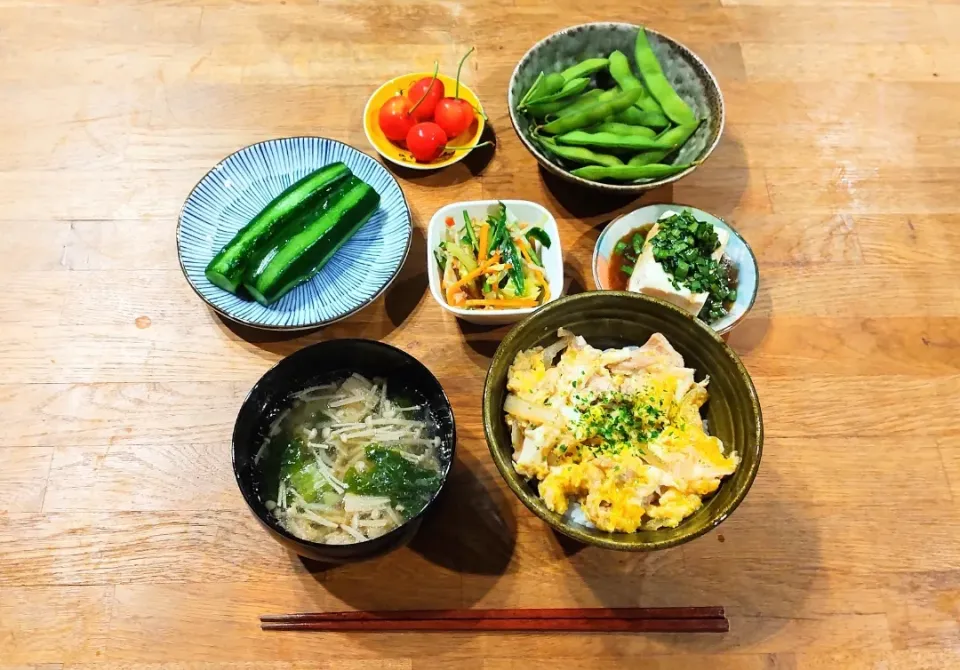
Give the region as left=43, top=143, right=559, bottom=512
left=464, top=298, right=538, bottom=308
left=515, top=238, right=533, bottom=264
left=478, top=223, right=489, bottom=261
left=446, top=252, right=501, bottom=305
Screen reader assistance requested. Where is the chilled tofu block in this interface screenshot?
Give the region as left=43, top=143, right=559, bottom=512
left=627, top=213, right=729, bottom=316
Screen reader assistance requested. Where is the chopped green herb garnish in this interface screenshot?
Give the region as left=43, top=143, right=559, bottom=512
left=650, top=209, right=736, bottom=323
left=568, top=390, right=668, bottom=457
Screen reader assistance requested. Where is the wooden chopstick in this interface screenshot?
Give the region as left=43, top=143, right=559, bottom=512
left=262, top=617, right=727, bottom=633
left=260, top=607, right=728, bottom=633
left=261, top=606, right=724, bottom=622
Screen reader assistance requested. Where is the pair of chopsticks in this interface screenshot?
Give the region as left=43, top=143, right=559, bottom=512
left=260, top=606, right=728, bottom=633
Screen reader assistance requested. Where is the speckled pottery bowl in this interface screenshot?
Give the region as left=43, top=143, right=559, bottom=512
left=482, top=292, right=762, bottom=551
left=508, top=23, right=724, bottom=194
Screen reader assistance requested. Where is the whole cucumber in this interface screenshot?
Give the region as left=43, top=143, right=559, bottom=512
left=243, top=176, right=381, bottom=306
left=204, top=162, right=351, bottom=294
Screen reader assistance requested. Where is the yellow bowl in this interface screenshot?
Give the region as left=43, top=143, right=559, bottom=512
left=363, top=72, right=485, bottom=171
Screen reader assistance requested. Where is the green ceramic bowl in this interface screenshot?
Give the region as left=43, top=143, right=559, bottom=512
left=482, top=292, right=762, bottom=551
left=508, top=23, right=724, bottom=194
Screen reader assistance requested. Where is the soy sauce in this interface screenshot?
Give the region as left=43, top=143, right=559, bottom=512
left=607, top=224, right=653, bottom=290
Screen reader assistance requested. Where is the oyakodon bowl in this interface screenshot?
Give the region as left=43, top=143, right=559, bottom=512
left=507, top=23, right=724, bottom=194
left=233, top=339, right=456, bottom=563
left=482, top=292, right=762, bottom=551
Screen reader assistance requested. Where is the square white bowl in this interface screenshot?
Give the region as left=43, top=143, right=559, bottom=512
left=427, top=200, right=564, bottom=325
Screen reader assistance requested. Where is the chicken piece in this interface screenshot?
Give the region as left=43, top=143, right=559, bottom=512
left=607, top=333, right=685, bottom=375
left=514, top=424, right=561, bottom=479
left=585, top=375, right=615, bottom=393
left=643, top=488, right=704, bottom=530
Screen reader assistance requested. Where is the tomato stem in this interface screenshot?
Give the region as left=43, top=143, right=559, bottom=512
left=447, top=140, right=492, bottom=151
left=409, top=61, right=439, bottom=115
left=454, top=47, right=474, bottom=99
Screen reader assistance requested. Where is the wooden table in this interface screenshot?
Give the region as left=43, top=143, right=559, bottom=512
left=2, top=0, right=959, bottom=667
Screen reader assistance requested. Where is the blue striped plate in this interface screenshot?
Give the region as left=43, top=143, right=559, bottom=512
left=177, top=137, right=412, bottom=331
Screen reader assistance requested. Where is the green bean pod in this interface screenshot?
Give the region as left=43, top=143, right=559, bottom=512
left=627, top=122, right=700, bottom=166
left=607, top=50, right=662, bottom=115
left=555, top=129, right=677, bottom=152
left=537, top=135, right=624, bottom=168
left=634, top=29, right=697, bottom=126
left=571, top=163, right=695, bottom=182
left=614, top=106, right=671, bottom=129
left=560, top=57, right=610, bottom=82
left=524, top=76, right=590, bottom=106
left=540, top=87, right=642, bottom=135
left=590, top=122, right=656, bottom=138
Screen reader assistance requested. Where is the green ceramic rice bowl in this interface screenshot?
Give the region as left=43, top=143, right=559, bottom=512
left=508, top=23, right=724, bottom=193
left=482, top=292, right=762, bottom=551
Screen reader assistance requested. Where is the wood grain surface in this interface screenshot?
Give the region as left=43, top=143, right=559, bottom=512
left=1, top=0, right=959, bottom=667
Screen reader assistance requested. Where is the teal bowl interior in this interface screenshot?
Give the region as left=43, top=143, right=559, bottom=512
left=482, top=292, right=762, bottom=551
left=507, top=22, right=724, bottom=193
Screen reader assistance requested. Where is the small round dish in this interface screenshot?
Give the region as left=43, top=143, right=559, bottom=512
left=364, top=72, right=486, bottom=171
left=426, top=200, right=564, bottom=326
left=233, top=339, right=457, bottom=563
left=177, top=137, right=412, bottom=331
left=593, top=204, right=758, bottom=335
left=507, top=22, right=724, bottom=194
left=482, top=291, right=763, bottom=552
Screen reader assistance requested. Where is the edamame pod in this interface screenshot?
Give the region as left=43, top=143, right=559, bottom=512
left=627, top=122, right=700, bottom=166
left=537, top=135, right=624, bottom=168
left=524, top=97, right=583, bottom=119
left=555, top=129, right=677, bottom=152
left=634, top=28, right=697, bottom=126
left=524, top=76, right=590, bottom=106
left=608, top=50, right=662, bottom=115
left=519, top=72, right=566, bottom=109
left=560, top=57, right=610, bottom=81
left=615, top=106, right=671, bottom=129
left=518, top=72, right=546, bottom=108
left=591, top=122, right=656, bottom=138
left=571, top=163, right=695, bottom=182
left=556, top=88, right=615, bottom=118
left=540, top=87, right=642, bottom=135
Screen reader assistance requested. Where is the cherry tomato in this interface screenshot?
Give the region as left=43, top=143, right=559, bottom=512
left=434, top=97, right=476, bottom=139
left=378, top=95, right=415, bottom=142
left=406, top=122, right=448, bottom=163
left=407, top=76, right=445, bottom=122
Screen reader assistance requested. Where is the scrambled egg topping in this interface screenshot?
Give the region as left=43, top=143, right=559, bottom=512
left=505, top=329, right=739, bottom=532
